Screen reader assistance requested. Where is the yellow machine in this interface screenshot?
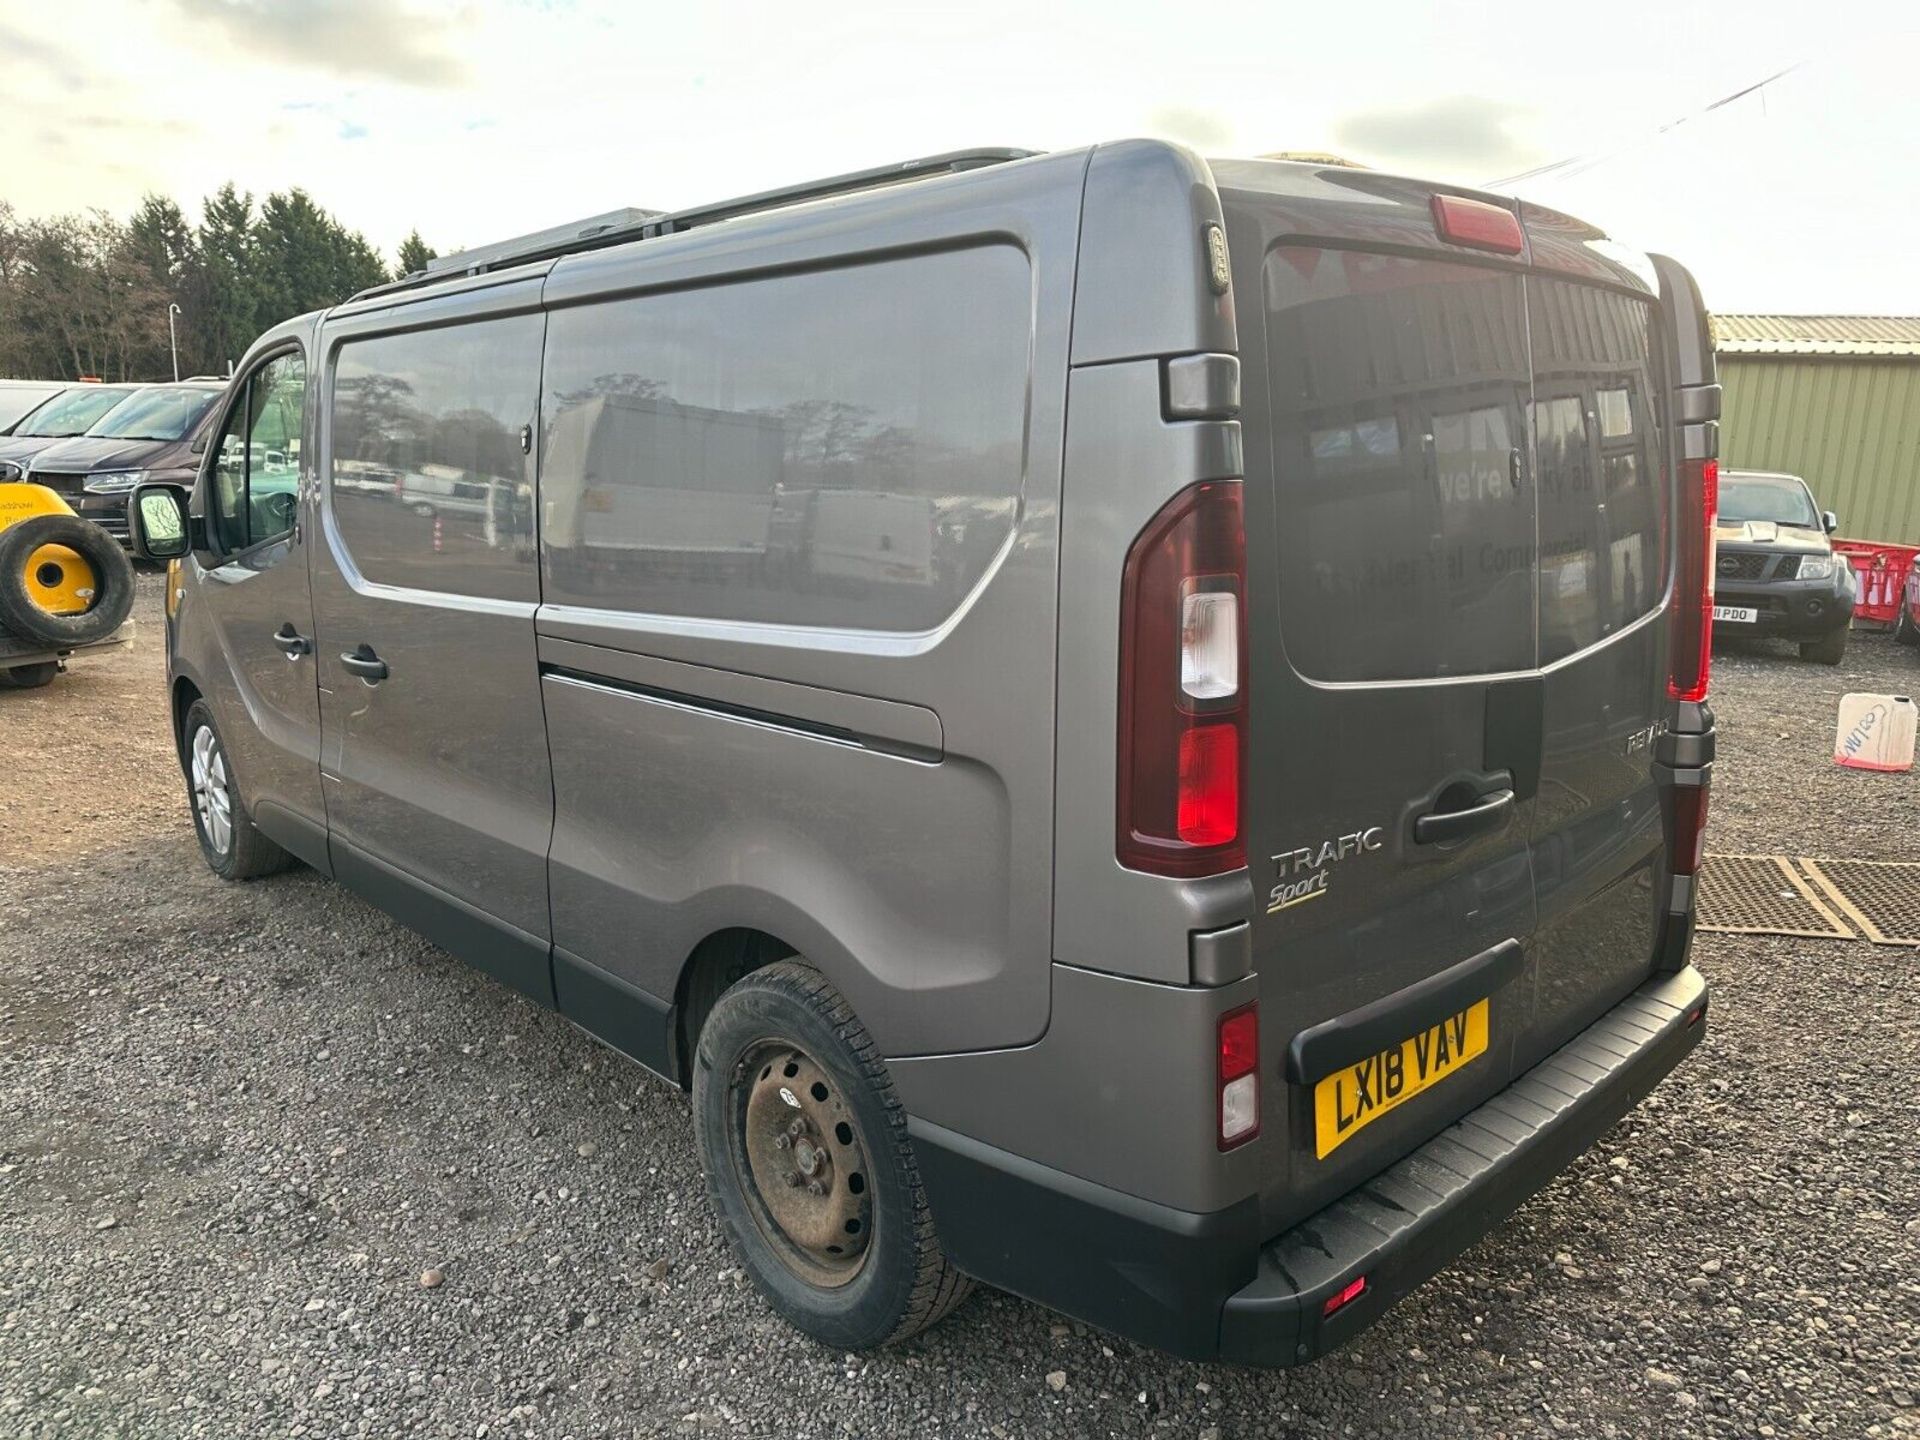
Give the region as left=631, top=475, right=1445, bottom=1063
left=0, top=482, right=135, bottom=689
left=0, top=483, right=100, bottom=616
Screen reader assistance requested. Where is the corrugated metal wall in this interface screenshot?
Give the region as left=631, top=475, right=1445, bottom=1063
left=1719, top=356, right=1920, bottom=543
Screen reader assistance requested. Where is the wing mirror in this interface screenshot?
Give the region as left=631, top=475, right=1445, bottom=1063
left=191, top=433, right=208, bottom=455
left=1823, top=510, right=1839, bottom=535
left=128, top=484, right=191, bottom=561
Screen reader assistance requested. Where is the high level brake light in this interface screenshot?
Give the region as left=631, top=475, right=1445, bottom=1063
left=1116, top=481, right=1247, bottom=877
left=1669, top=457, right=1719, bottom=704
left=1431, top=194, right=1524, bottom=255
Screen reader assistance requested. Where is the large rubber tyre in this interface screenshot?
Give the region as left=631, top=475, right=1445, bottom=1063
left=180, top=698, right=294, bottom=880
left=1894, top=605, right=1919, bottom=647
left=0, top=661, right=59, bottom=689
left=1801, top=629, right=1849, bottom=666
left=692, top=960, right=971, bottom=1350
left=0, top=513, right=136, bottom=648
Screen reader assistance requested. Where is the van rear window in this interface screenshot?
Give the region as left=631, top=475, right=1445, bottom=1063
left=540, top=246, right=1031, bottom=633
left=1262, top=249, right=1535, bottom=682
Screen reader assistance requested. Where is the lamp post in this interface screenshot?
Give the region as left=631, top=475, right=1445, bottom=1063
left=167, top=302, right=182, bottom=381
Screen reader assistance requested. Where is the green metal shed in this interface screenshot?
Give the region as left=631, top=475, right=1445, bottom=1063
left=1715, top=314, right=1920, bottom=543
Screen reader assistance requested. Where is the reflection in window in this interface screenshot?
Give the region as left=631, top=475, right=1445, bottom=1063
left=539, top=247, right=1031, bottom=632
left=210, top=353, right=304, bottom=555
left=329, top=314, right=543, bottom=602
left=1531, top=280, right=1666, bottom=661
left=1264, top=248, right=1534, bottom=682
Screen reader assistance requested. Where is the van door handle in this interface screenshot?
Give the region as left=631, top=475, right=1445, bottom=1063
left=272, top=623, right=311, bottom=657
left=1413, top=788, right=1515, bottom=846
left=340, top=644, right=389, bottom=682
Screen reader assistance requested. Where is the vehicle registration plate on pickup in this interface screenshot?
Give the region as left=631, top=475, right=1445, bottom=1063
left=1712, top=605, right=1757, bottom=624
left=1313, top=999, right=1490, bottom=1159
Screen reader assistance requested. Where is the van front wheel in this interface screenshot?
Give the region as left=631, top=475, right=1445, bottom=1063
left=692, top=960, right=971, bottom=1350
left=180, top=699, right=294, bottom=880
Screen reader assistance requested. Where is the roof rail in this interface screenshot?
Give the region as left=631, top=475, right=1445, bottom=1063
left=348, top=147, right=1037, bottom=305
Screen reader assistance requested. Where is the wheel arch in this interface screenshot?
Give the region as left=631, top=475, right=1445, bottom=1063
left=672, top=926, right=798, bottom=1088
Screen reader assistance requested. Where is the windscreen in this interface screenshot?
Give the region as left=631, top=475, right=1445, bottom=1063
left=87, top=387, right=221, bottom=442
left=16, top=385, right=137, bottom=438
left=0, top=385, right=63, bottom=431
left=1719, top=474, right=1819, bottom=527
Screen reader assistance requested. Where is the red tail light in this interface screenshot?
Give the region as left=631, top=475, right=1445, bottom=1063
left=1669, top=782, right=1710, bottom=877
left=1669, top=457, right=1719, bottom=703
left=1217, top=1003, right=1259, bottom=1149
left=1117, top=481, right=1247, bottom=877
left=1322, top=1274, right=1369, bottom=1319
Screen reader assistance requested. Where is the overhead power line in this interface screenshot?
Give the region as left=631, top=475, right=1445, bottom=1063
left=1485, top=62, right=1801, bottom=190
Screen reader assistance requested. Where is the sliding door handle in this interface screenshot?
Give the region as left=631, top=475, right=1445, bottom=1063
left=340, top=644, right=388, bottom=682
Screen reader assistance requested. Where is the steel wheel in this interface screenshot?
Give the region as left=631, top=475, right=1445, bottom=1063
left=190, top=723, right=233, bottom=857
left=730, top=1040, right=873, bottom=1288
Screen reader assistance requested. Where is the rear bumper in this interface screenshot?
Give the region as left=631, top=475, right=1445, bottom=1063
left=912, top=965, right=1708, bottom=1365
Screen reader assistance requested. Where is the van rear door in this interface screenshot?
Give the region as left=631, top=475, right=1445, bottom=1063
left=1227, top=198, right=1543, bottom=1229
left=1517, top=260, right=1673, bottom=1065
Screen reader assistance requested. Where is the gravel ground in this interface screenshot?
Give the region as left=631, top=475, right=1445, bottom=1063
left=2, top=574, right=1917, bottom=1439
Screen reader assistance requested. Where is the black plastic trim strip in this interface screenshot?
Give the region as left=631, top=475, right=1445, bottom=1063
left=541, top=663, right=942, bottom=763
left=1285, top=938, right=1526, bottom=1085
left=553, top=946, right=678, bottom=1084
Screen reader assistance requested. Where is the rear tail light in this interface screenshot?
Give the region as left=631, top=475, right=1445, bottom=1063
left=1431, top=194, right=1525, bottom=255
left=1668, top=457, right=1719, bottom=703
left=1217, top=1003, right=1259, bottom=1149
left=1669, top=781, right=1710, bottom=877
left=1117, top=481, right=1247, bottom=877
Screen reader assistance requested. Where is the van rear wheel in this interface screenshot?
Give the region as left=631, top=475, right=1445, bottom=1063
left=692, top=960, right=971, bottom=1349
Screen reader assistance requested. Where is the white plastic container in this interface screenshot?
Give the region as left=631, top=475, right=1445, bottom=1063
left=1833, top=693, right=1918, bottom=772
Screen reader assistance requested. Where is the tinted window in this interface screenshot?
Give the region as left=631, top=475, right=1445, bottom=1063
left=88, top=386, right=220, bottom=441
left=1262, top=248, right=1534, bottom=681
left=541, top=246, right=1030, bottom=632
left=15, top=385, right=138, bottom=438
left=209, top=354, right=305, bottom=555
left=330, top=315, right=543, bottom=602
left=1529, top=279, right=1666, bottom=662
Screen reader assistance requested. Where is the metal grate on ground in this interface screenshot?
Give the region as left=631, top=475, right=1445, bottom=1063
left=1696, top=854, right=1856, bottom=940
left=1799, top=859, right=1920, bottom=947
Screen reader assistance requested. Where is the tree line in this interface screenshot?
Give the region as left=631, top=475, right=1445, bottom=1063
left=0, top=187, right=438, bottom=384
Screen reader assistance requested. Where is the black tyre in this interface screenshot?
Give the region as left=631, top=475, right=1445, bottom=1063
left=1895, top=606, right=1919, bottom=647
left=180, top=699, right=294, bottom=880
left=0, top=513, right=136, bottom=647
left=0, top=661, right=59, bottom=689
left=1801, top=629, right=1849, bottom=666
left=693, top=960, right=971, bottom=1350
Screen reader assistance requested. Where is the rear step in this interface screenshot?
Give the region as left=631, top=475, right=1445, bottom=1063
left=1219, top=967, right=1708, bottom=1366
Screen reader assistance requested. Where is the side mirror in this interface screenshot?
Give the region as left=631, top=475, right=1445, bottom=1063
left=191, top=433, right=208, bottom=456
left=1823, top=510, right=1839, bottom=535
left=128, top=484, right=190, bottom=561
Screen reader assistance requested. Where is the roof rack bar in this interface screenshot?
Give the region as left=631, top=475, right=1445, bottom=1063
left=347, top=147, right=1037, bottom=305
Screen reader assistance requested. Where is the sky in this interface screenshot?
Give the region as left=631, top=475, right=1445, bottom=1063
left=1, top=0, right=1914, bottom=314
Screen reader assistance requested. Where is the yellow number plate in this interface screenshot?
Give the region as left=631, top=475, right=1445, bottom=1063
left=1313, top=999, right=1490, bottom=1159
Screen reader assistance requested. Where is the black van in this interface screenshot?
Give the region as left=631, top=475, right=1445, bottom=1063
left=129, top=143, right=1718, bottom=1364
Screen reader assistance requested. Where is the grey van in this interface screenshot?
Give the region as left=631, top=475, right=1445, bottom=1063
left=128, top=142, right=1719, bottom=1365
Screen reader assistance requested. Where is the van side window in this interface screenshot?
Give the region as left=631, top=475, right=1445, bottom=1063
left=1530, top=279, right=1666, bottom=661
left=208, top=352, right=305, bottom=555
left=329, top=314, right=544, bottom=602
left=1262, top=249, right=1534, bottom=682
left=540, top=246, right=1031, bottom=633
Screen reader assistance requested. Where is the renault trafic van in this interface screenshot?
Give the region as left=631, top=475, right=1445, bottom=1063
left=128, top=142, right=1719, bottom=1365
